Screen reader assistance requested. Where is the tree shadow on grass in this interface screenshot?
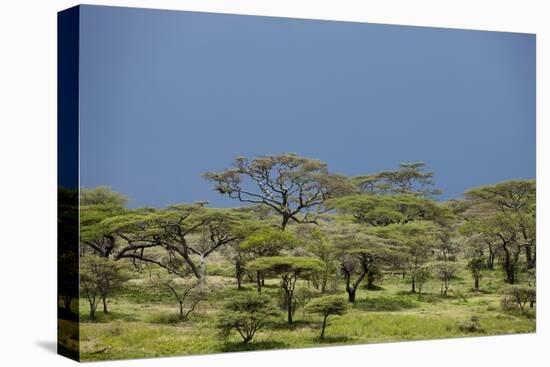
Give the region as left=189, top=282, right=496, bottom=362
left=79, top=311, right=139, bottom=323
left=395, top=291, right=445, bottom=304
left=265, top=319, right=314, bottom=330
left=221, top=340, right=288, bottom=353
left=315, top=336, right=352, bottom=344
left=354, top=295, right=418, bottom=312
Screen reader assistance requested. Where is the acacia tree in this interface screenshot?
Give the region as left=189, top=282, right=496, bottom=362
left=204, top=154, right=354, bottom=230
left=352, top=162, right=441, bottom=197
left=80, top=256, right=128, bottom=320
left=460, top=214, right=523, bottom=284
left=80, top=187, right=127, bottom=258
left=217, top=292, right=279, bottom=344
left=305, top=296, right=348, bottom=340
left=501, top=286, right=536, bottom=315
left=106, top=206, right=243, bottom=285
left=302, top=228, right=338, bottom=293
left=240, top=228, right=298, bottom=292
left=370, top=222, right=438, bottom=293
left=465, top=180, right=536, bottom=269
left=433, top=262, right=459, bottom=296
left=247, top=256, right=323, bottom=324
left=149, top=274, right=204, bottom=321
left=333, top=229, right=394, bottom=302
left=327, top=194, right=448, bottom=227
left=464, top=239, right=487, bottom=291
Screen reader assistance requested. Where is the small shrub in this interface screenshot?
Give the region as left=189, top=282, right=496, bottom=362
left=107, top=320, right=126, bottom=336
left=458, top=315, right=484, bottom=333
left=501, top=286, right=536, bottom=315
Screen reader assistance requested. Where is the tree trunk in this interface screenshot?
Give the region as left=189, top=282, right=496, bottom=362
left=320, top=314, right=328, bottom=340
left=287, top=292, right=293, bottom=324
left=89, top=301, right=97, bottom=321
left=256, top=271, right=262, bottom=293
left=199, top=254, right=207, bottom=289
left=61, top=295, right=72, bottom=311
left=487, top=248, right=495, bottom=270
left=411, top=277, right=416, bottom=293
left=281, top=215, right=290, bottom=231
left=506, top=269, right=515, bottom=284
left=235, top=262, right=242, bottom=289
left=179, top=301, right=184, bottom=320
left=347, top=288, right=356, bottom=303
left=102, top=297, right=108, bottom=314
left=367, top=272, right=375, bottom=289
left=474, top=275, right=480, bottom=291
left=525, top=244, right=534, bottom=269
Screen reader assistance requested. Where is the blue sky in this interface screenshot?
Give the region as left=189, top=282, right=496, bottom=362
left=78, top=5, right=535, bottom=208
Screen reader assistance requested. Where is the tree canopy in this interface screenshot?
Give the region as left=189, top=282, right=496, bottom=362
left=204, top=153, right=355, bottom=230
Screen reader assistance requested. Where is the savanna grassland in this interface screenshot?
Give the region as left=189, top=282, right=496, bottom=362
left=58, top=154, right=536, bottom=361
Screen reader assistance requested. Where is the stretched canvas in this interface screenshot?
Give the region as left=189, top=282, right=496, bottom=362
left=58, top=5, right=536, bottom=362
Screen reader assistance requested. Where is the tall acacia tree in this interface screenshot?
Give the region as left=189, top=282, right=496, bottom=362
left=204, top=153, right=354, bottom=230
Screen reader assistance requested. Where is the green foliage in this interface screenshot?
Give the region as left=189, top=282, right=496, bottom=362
left=81, top=186, right=128, bottom=207
left=240, top=228, right=298, bottom=256
left=306, top=295, right=349, bottom=339
left=217, top=292, right=280, bottom=343
left=247, top=256, right=324, bottom=323
left=501, top=286, right=536, bottom=315
left=247, top=256, right=324, bottom=274
left=352, top=162, right=441, bottom=197
left=306, top=295, right=348, bottom=316
left=464, top=180, right=535, bottom=212
left=327, top=194, right=450, bottom=226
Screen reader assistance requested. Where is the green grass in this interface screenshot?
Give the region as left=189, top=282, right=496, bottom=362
left=78, top=263, right=535, bottom=361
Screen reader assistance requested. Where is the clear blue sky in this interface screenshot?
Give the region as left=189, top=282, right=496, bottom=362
left=78, top=5, right=535, bottom=208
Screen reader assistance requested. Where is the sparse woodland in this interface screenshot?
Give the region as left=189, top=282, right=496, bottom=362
left=58, top=153, right=536, bottom=361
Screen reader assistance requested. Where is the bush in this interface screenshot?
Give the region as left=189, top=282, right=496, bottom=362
left=458, top=315, right=484, bottom=333
left=501, top=286, right=536, bottom=314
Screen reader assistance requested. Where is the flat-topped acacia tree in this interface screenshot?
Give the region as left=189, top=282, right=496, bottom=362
left=352, top=162, right=442, bottom=197
left=103, top=205, right=245, bottom=285
left=204, top=153, right=355, bottom=230
left=240, top=228, right=299, bottom=292
left=326, top=194, right=449, bottom=227
left=247, top=256, right=324, bottom=324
